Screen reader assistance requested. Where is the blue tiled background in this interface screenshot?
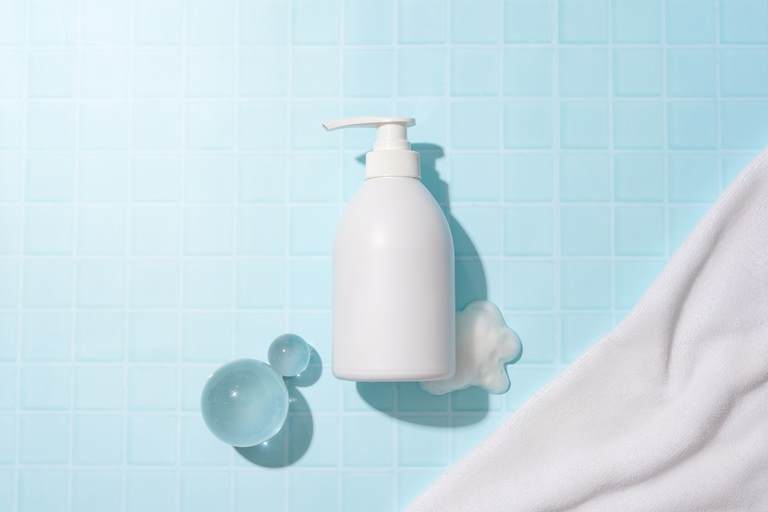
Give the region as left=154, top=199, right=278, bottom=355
left=1, top=0, right=768, bottom=510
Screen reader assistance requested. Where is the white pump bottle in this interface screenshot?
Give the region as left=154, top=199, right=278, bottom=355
left=324, top=117, right=455, bottom=381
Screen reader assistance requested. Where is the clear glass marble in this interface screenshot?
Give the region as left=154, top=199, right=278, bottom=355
left=201, top=359, right=289, bottom=447
left=268, top=334, right=311, bottom=377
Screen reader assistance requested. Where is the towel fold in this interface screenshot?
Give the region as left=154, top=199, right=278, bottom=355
left=409, top=150, right=768, bottom=512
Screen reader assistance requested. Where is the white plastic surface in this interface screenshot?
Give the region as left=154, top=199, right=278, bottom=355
left=333, top=177, right=456, bottom=381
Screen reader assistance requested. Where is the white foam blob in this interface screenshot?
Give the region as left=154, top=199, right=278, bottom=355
left=421, top=300, right=522, bottom=395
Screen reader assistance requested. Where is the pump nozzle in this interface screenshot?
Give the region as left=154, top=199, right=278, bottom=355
left=322, top=116, right=420, bottom=179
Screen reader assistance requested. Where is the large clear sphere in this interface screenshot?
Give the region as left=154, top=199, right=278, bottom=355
left=201, top=359, right=288, bottom=447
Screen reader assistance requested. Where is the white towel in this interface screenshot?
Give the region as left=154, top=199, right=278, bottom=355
left=409, top=150, right=768, bottom=512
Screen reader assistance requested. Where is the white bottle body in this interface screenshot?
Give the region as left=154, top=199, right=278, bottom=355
left=333, top=177, right=455, bottom=381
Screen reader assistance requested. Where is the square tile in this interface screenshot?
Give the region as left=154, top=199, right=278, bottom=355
left=79, top=102, right=132, bottom=149
left=666, top=0, right=716, bottom=43
left=342, top=415, right=394, bottom=466
left=234, top=472, right=285, bottom=512
left=452, top=101, right=500, bottom=149
left=239, top=47, right=289, bottom=96
left=134, top=0, right=183, bottom=43
left=291, top=102, right=340, bottom=149
left=614, top=205, right=665, bottom=256
left=504, top=48, right=553, bottom=97
left=451, top=205, right=502, bottom=255
left=668, top=153, right=719, bottom=201
left=81, top=0, right=130, bottom=43
left=504, top=206, right=553, bottom=256
left=26, top=152, right=75, bottom=201
left=504, top=153, right=553, bottom=201
left=451, top=48, right=499, bottom=97
left=77, top=259, right=124, bottom=307
left=75, top=311, right=124, bottom=361
left=18, top=470, right=69, bottom=512
left=23, top=259, right=74, bottom=307
left=0, top=367, right=15, bottom=408
left=721, top=0, right=768, bottom=43
left=293, top=0, right=340, bottom=43
left=504, top=101, right=552, bottom=149
left=131, top=205, right=179, bottom=257
left=666, top=48, right=717, bottom=98
left=398, top=47, right=447, bottom=96
left=180, top=416, right=230, bottom=465
left=559, top=0, right=608, bottom=43
left=237, top=205, right=286, bottom=256
left=237, top=101, right=288, bottom=150
left=292, top=47, right=340, bottom=98
left=27, top=102, right=76, bottom=149
left=452, top=0, right=500, bottom=43
left=0, top=104, right=24, bottom=149
left=0, top=312, right=17, bottom=361
left=186, top=48, right=234, bottom=97
left=560, top=101, right=609, bottom=148
left=559, top=47, right=609, bottom=97
left=134, top=48, right=183, bottom=97
left=79, top=152, right=131, bottom=201
left=721, top=101, right=768, bottom=150
left=615, top=258, right=664, bottom=308
left=289, top=471, right=339, bottom=512
left=0, top=49, right=24, bottom=98
left=182, top=311, right=233, bottom=362
left=186, top=101, right=235, bottom=149
left=0, top=205, right=19, bottom=254
left=503, top=260, right=554, bottom=310
left=127, top=366, right=177, bottom=410
left=133, top=101, right=183, bottom=150
left=128, top=311, right=178, bottom=362
left=21, top=311, right=72, bottom=361
left=292, top=415, right=339, bottom=467
left=132, top=154, right=182, bottom=201
left=239, top=154, right=286, bottom=202
left=128, top=260, right=180, bottom=307
left=73, top=415, right=123, bottom=464
left=613, top=48, right=661, bottom=97
left=239, top=0, right=287, bottom=43
left=561, top=205, right=612, bottom=256
left=720, top=48, right=768, bottom=97
left=74, top=366, right=122, bottom=409
left=398, top=416, right=451, bottom=466
left=562, top=313, right=612, bottom=361
left=184, top=205, right=234, bottom=255
left=235, top=311, right=284, bottom=358
left=289, top=258, right=332, bottom=309
left=560, top=152, right=610, bottom=201
left=72, top=471, right=123, bottom=512
left=0, top=153, right=23, bottom=200
left=504, top=0, right=553, bottom=42
left=397, top=469, right=443, bottom=509
left=79, top=48, right=132, bottom=98
left=344, top=49, right=394, bottom=97
left=29, top=50, right=75, bottom=97
left=503, top=312, right=556, bottom=363
left=290, top=206, right=338, bottom=256
left=237, top=259, right=285, bottom=308
left=399, top=0, right=446, bottom=43
left=612, top=0, right=660, bottom=42
left=561, top=259, right=612, bottom=310
left=0, top=416, right=15, bottom=460
left=345, top=0, right=393, bottom=43
left=450, top=153, right=500, bottom=201
left=291, top=153, right=340, bottom=202
left=21, top=366, right=71, bottom=409
left=187, top=0, right=235, bottom=43
left=613, top=101, right=664, bottom=149
left=614, top=153, right=665, bottom=202
left=127, top=415, right=177, bottom=465
left=126, top=471, right=177, bottom=511
left=19, top=413, right=70, bottom=463
left=668, top=101, right=718, bottom=149
left=342, top=473, right=394, bottom=512
left=183, top=260, right=233, bottom=308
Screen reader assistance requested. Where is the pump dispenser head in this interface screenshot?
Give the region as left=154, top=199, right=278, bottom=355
left=323, top=116, right=420, bottom=179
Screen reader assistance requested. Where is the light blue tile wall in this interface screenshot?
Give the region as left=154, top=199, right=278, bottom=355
left=1, top=0, right=767, bottom=510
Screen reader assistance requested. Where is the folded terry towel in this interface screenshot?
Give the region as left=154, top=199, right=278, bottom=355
left=409, top=150, right=768, bottom=512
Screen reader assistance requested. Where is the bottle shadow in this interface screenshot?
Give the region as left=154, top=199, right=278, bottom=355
left=235, top=339, right=321, bottom=467
left=356, top=143, right=492, bottom=427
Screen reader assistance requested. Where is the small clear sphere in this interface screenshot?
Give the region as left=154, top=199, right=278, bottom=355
left=268, top=334, right=311, bottom=377
left=201, top=359, right=288, bottom=447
